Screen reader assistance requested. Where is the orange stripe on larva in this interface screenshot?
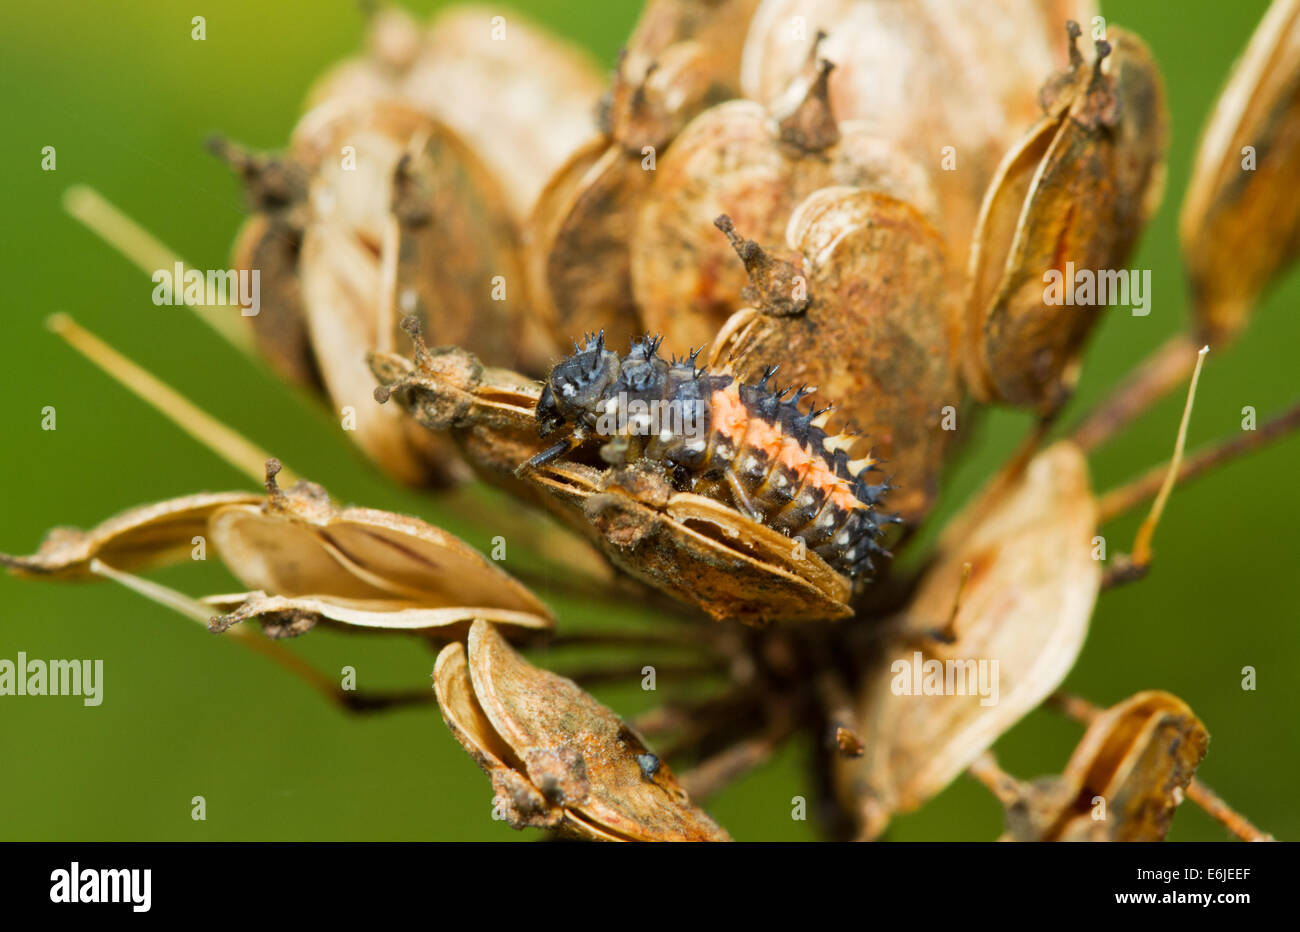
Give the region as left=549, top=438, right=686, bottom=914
left=709, top=387, right=750, bottom=446
left=776, top=435, right=814, bottom=477
left=742, top=408, right=786, bottom=459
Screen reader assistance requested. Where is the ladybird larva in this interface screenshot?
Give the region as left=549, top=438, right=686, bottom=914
left=526, top=332, right=897, bottom=578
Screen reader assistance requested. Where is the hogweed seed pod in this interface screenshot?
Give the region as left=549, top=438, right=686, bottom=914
left=603, top=0, right=761, bottom=154
left=434, top=620, right=730, bottom=840
left=834, top=442, right=1100, bottom=839
left=1181, top=0, right=1300, bottom=344
left=740, top=0, right=1099, bottom=258
left=633, top=48, right=937, bottom=352
left=306, top=3, right=606, bottom=222
left=991, top=691, right=1209, bottom=842
left=525, top=140, right=654, bottom=352
left=963, top=24, right=1169, bottom=412
left=1, top=460, right=553, bottom=641
left=526, top=0, right=761, bottom=353
left=709, top=195, right=961, bottom=524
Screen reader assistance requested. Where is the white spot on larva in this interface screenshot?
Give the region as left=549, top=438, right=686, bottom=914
left=745, top=457, right=761, bottom=473
left=686, top=439, right=706, bottom=453
left=561, top=382, right=576, bottom=398
left=659, top=428, right=674, bottom=443
left=835, top=532, right=850, bottom=545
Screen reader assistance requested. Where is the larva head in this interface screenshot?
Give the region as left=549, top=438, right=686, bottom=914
left=536, top=331, right=620, bottom=436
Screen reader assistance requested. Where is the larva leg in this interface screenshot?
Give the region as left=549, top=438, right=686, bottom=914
left=724, top=470, right=764, bottom=521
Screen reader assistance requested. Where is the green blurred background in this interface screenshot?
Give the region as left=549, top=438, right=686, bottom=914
left=0, top=0, right=1296, bottom=841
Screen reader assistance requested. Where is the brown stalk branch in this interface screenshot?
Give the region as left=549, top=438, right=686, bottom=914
left=1098, top=398, right=1300, bottom=524
left=1069, top=333, right=1200, bottom=453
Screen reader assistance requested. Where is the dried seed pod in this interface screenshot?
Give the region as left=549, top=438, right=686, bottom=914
left=220, top=96, right=536, bottom=485
left=213, top=139, right=318, bottom=390
left=434, top=620, right=730, bottom=840
left=530, top=459, right=854, bottom=624
left=963, top=26, right=1169, bottom=411
left=633, top=55, right=938, bottom=351
left=524, top=141, right=653, bottom=352
left=1000, top=691, right=1209, bottom=842
left=371, top=337, right=557, bottom=512
left=209, top=461, right=549, bottom=622
left=604, top=0, right=761, bottom=153
left=306, top=4, right=606, bottom=222
left=303, top=5, right=424, bottom=105
left=2, top=463, right=552, bottom=636
left=526, top=0, right=763, bottom=353
left=709, top=191, right=961, bottom=522
left=1181, top=0, right=1300, bottom=343
left=206, top=591, right=549, bottom=639
left=0, top=491, right=262, bottom=579
left=833, top=442, right=1100, bottom=839
left=741, top=0, right=1099, bottom=257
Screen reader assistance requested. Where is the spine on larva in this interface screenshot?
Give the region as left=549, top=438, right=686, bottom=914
left=531, top=333, right=897, bottom=578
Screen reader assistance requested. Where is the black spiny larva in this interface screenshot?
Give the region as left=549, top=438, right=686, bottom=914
left=525, top=333, right=898, bottom=578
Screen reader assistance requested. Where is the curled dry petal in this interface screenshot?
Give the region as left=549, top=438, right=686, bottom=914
left=434, top=619, right=730, bottom=840
left=964, top=27, right=1169, bottom=411
left=0, top=492, right=262, bottom=578
left=835, top=442, right=1100, bottom=838
left=741, top=0, right=1099, bottom=257
left=710, top=189, right=961, bottom=522
left=1002, top=691, right=1209, bottom=841
left=1181, top=0, right=1300, bottom=343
